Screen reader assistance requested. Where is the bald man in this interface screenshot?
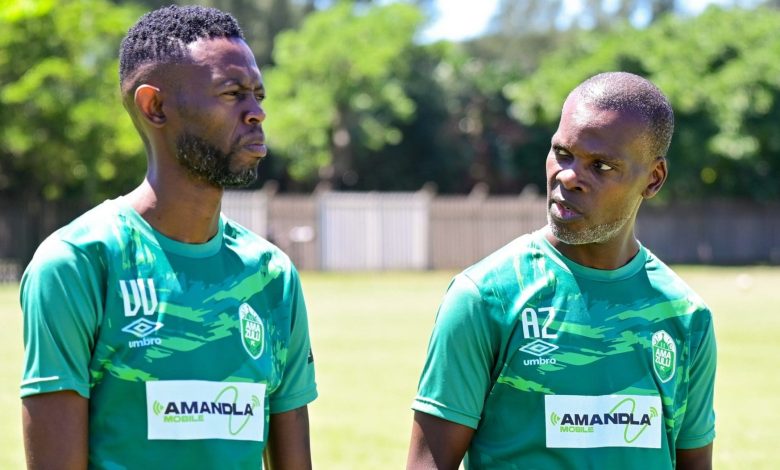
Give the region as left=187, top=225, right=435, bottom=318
left=407, top=72, right=715, bottom=469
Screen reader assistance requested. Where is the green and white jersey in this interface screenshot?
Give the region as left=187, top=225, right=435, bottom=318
left=413, top=230, right=716, bottom=469
left=21, top=197, right=317, bottom=469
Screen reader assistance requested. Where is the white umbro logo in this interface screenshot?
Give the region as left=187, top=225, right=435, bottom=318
left=520, top=339, right=559, bottom=366
left=517, top=306, right=560, bottom=366
left=520, top=339, right=559, bottom=357
left=122, top=318, right=164, bottom=338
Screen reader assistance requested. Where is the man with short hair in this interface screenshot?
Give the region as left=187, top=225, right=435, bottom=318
left=407, top=72, right=716, bottom=469
left=20, top=5, right=316, bottom=468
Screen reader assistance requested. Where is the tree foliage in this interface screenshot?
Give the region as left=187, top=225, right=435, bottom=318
left=505, top=6, right=780, bottom=201
left=263, top=2, right=423, bottom=187
left=0, top=0, right=143, bottom=203
left=338, top=41, right=529, bottom=194
left=489, top=0, right=680, bottom=34
left=2, top=1, right=780, bottom=202
left=185, top=0, right=314, bottom=67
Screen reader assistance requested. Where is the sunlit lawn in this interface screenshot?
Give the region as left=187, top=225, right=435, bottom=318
left=1, top=267, right=778, bottom=468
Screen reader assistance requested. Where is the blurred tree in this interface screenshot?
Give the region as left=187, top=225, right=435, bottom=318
left=505, top=6, right=780, bottom=201
left=454, top=13, right=584, bottom=194
left=339, top=42, right=467, bottom=193
left=346, top=41, right=525, bottom=194
left=0, top=0, right=144, bottom=204
left=489, top=0, right=565, bottom=33
left=5, top=0, right=776, bottom=201
left=412, top=42, right=536, bottom=193
left=263, top=2, right=424, bottom=188
left=489, top=0, right=688, bottom=33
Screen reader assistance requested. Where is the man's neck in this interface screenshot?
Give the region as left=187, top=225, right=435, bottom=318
left=543, top=226, right=640, bottom=270
left=125, top=177, right=223, bottom=244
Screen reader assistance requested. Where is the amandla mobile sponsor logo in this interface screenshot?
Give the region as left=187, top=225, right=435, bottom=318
left=545, top=395, right=662, bottom=449
left=153, top=395, right=260, bottom=423
left=549, top=404, right=658, bottom=434
left=147, top=380, right=266, bottom=441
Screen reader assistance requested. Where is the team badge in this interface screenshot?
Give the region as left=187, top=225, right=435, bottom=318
left=651, top=330, right=676, bottom=383
left=239, top=303, right=265, bottom=359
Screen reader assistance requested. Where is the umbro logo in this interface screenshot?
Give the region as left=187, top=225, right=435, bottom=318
left=119, top=279, right=162, bottom=349
left=123, top=318, right=164, bottom=349
left=519, top=339, right=559, bottom=366
left=122, top=318, right=164, bottom=338
left=520, top=339, right=559, bottom=357
left=518, top=306, right=559, bottom=366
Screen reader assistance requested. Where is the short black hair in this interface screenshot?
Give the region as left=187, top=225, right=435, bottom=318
left=572, top=72, right=674, bottom=159
left=119, top=5, right=244, bottom=90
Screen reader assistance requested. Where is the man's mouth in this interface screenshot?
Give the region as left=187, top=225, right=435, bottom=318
left=550, top=198, right=583, bottom=221
left=240, top=134, right=267, bottom=157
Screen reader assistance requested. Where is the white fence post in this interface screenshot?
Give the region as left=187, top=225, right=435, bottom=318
left=221, top=190, right=269, bottom=238
left=319, top=192, right=431, bottom=271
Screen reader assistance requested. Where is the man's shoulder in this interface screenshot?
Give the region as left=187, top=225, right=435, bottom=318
left=461, top=231, right=547, bottom=294
left=22, top=201, right=121, bottom=286
left=642, top=248, right=712, bottom=323
left=640, top=253, right=716, bottom=385
left=39, top=200, right=122, bottom=255
left=221, top=216, right=297, bottom=274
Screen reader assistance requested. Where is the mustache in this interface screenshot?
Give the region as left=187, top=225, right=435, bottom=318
left=548, top=187, right=583, bottom=214
left=237, top=132, right=265, bottom=147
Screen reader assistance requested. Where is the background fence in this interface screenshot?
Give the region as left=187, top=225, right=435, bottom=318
left=1, top=190, right=779, bottom=280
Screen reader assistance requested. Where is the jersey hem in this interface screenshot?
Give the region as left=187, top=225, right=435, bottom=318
left=675, top=429, right=716, bottom=449
left=20, top=378, right=90, bottom=399
left=269, top=387, right=318, bottom=414
left=411, top=398, right=480, bottom=430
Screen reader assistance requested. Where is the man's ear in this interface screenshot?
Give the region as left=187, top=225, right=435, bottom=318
left=643, top=157, right=668, bottom=199
left=134, top=85, right=166, bottom=127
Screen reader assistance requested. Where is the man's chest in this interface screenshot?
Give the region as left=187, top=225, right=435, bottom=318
left=93, top=254, right=286, bottom=389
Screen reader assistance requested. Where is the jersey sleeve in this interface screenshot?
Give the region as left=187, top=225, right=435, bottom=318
left=268, top=266, right=317, bottom=414
left=676, top=310, right=717, bottom=449
left=20, top=238, right=102, bottom=399
left=412, top=274, right=497, bottom=430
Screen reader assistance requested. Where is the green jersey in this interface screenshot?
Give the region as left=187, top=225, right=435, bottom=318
left=413, top=230, right=716, bottom=469
left=21, top=198, right=317, bottom=469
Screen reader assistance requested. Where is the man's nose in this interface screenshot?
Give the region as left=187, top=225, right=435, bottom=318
left=555, top=162, right=586, bottom=192
left=244, top=101, right=266, bottom=126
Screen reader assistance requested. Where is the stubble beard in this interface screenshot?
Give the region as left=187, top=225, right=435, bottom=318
left=547, top=211, right=633, bottom=246
left=175, top=132, right=258, bottom=188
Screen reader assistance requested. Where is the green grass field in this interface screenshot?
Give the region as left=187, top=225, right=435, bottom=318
left=1, top=267, right=778, bottom=468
